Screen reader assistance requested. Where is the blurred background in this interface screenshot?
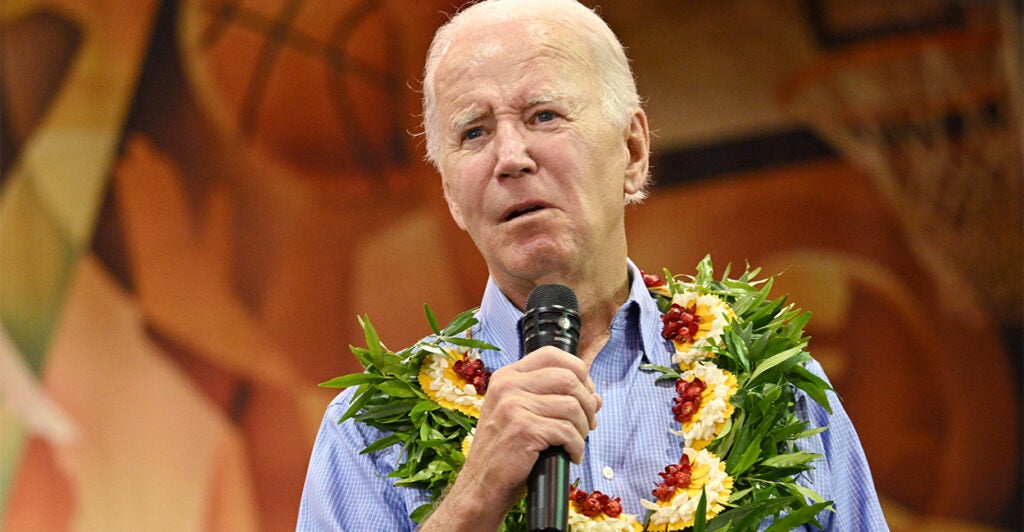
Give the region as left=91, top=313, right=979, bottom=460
left=1, top=0, right=1020, bottom=530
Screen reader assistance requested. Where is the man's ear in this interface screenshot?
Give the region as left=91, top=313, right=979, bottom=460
left=623, top=109, right=650, bottom=196
left=442, top=180, right=467, bottom=230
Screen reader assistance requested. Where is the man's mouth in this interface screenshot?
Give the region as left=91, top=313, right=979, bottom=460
left=503, top=205, right=544, bottom=222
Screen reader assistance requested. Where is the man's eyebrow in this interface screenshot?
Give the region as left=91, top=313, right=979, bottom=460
left=524, top=94, right=556, bottom=108
left=448, top=94, right=563, bottom=133
left=450, top=109, right=486, bottom=134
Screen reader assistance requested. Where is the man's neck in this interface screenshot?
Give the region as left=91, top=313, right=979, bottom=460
left=574, top=266, right=632, bottom=365
left=495, top=260, right=634, bottom=366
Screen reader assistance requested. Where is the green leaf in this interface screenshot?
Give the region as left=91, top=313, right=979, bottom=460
left=761, top=451, right=821, bottom=468
left=639, top=363, right=681, bottom=381
left=358, top=315, right=386, bottom=360
left=419, top=344, right=444, bottom=355
left=348, top=346, right=374, bottom=369
left=712, top=410, right=741, bottom=458
left=693, top=489, right=708, bottom=532
left=424, top=305, right=441, bottom=335
left=361, top=433, right=403, bottom=454
left=399, top=459, right=453, bottom=484
left=727, top=486, right=753, bottom=502
left=784, top=482, right=830, bottom=505
left=720, top=262, right=736, bottom=283
left=443, top=336, right=499, bottom=351
left=319, top=372, right=381, bottom=388
left=410, top=503, right=434, bottom=523
left=780, top=310, right=812, bottom=342
left=728, top=433, right=763, bottom=476
left=748, top=346, right=804, bottom=384
left=440, top=308, right=480, bottom=337
left=722, top=328, right=751, bottom=375
left=419, top=420, right=446, bottom=442
left=791, top=425, right=828, bottom=440
left=378, top=380, right=423, bottom=399
left=747, top=328, right=773, bottom=361
left=695, top=254, right=714, bottom=284
left=765, top=416, right=813, bottom=450
left=763, top=501, right=831, bottom=532
left=708, top=497, right=798, bottom=532
left=339, top=384, right=374, bottom=422
left=410, top=400, right=440, bottom=422
left=790, top=365, right=834, bottom=413
left=360, top=398, right=419, bottom=421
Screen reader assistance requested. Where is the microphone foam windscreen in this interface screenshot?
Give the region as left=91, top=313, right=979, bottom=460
left=526, top=284, right=579, bottom=312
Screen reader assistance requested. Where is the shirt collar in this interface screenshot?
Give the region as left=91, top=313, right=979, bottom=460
left=474, top=259, right=673, bottom=366
left=475, top=277, right=524, bottom=363
left=626, top=259, right=674, bottom=366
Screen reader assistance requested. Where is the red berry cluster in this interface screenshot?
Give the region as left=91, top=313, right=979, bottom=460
left=569, top=485, right=623, bottom=518
left=452, top=354, right=490, bottom=393
left=641, top=270, right=665, bottom=288
left=661, top=303, right=701, bottom=343
left=672, top=377, right=707, bottom=423
left=652, top=454, right=693, bottom=502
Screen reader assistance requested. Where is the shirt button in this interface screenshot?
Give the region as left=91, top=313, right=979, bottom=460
left=602, top=466, right=614, bottom=480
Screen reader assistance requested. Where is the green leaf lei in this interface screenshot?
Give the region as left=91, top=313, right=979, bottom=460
left=322, top=255, right=836, bottom=531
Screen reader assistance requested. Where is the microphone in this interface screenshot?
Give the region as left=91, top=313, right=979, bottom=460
left=521, top=284, right=582, bottom=532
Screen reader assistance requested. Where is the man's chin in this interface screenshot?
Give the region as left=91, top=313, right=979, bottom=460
left=494, top=249, right=574, bottom=283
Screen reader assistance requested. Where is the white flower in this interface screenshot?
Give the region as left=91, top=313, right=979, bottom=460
left=671, top=362, right=738, bottom=449
left=567, top=509, right=641, bottom=531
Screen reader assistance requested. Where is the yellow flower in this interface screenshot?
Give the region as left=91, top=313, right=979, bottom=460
left=666, top=292, right=734, bottom=367
left=649, top=284, right=673, bottom=298
left=672, top=362, right=738, bottom=449
left=640, top=448, right=734, bottom=530
left=461, top=427, right=475, bottom=457
left=417, top=347, right=485, bottom=418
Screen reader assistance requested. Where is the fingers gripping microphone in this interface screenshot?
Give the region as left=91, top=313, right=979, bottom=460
left=521, top=284, right=581, bottom=532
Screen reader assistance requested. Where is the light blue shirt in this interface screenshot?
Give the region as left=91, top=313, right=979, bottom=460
left=298, top=261, right=889, bottom=530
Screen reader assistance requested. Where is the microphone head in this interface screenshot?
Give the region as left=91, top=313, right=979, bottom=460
left=522, top=284, right=581, bottom=356
left=526, top=284, right=579, bottom=312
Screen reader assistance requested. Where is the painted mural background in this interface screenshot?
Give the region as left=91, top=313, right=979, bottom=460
left=1, top=1, right=1021, bottom=530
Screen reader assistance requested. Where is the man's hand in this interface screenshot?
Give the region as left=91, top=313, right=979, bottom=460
left=420, top=346, right=602, bottom=531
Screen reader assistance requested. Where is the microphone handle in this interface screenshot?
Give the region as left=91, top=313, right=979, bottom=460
left=527, top=446, right=570, bottom=531
left=522, top=331, right=572, bottom=531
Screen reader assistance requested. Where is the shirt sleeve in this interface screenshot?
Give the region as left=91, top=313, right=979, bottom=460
left=297, top=390, right=425, bottom=531
left=799, top=359, right=890, bottom=531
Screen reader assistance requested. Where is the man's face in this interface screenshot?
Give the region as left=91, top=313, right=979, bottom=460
left=432, top=19, right=647, bottom=288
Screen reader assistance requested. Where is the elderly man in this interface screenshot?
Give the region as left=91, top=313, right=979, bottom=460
left=298, top=0, right=887, bottom=530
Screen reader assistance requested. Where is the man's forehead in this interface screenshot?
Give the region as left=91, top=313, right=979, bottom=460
left=436, top=28, right=589, bottom=98
left=438, top=16, right=588, bottom=73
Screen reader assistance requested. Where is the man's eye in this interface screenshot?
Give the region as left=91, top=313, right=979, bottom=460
left=535, top=111, right=557, bottom=123
left=462, top=127, right=484, bottom=141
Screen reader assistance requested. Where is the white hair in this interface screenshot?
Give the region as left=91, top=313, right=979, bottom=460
left=421, top=0, right=650, bottom=203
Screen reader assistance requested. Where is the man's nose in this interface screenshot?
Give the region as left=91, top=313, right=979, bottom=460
left=493, top=122, right=537, bottom=179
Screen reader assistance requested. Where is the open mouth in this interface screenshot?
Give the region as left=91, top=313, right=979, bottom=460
left=503, top=205, right=544, bottom=222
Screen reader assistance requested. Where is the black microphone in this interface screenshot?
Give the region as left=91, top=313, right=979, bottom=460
left=521, top=284, right=582, bottom=532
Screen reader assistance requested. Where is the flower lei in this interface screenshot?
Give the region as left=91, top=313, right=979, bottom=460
left=322, top=256, right=836, bottom=530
